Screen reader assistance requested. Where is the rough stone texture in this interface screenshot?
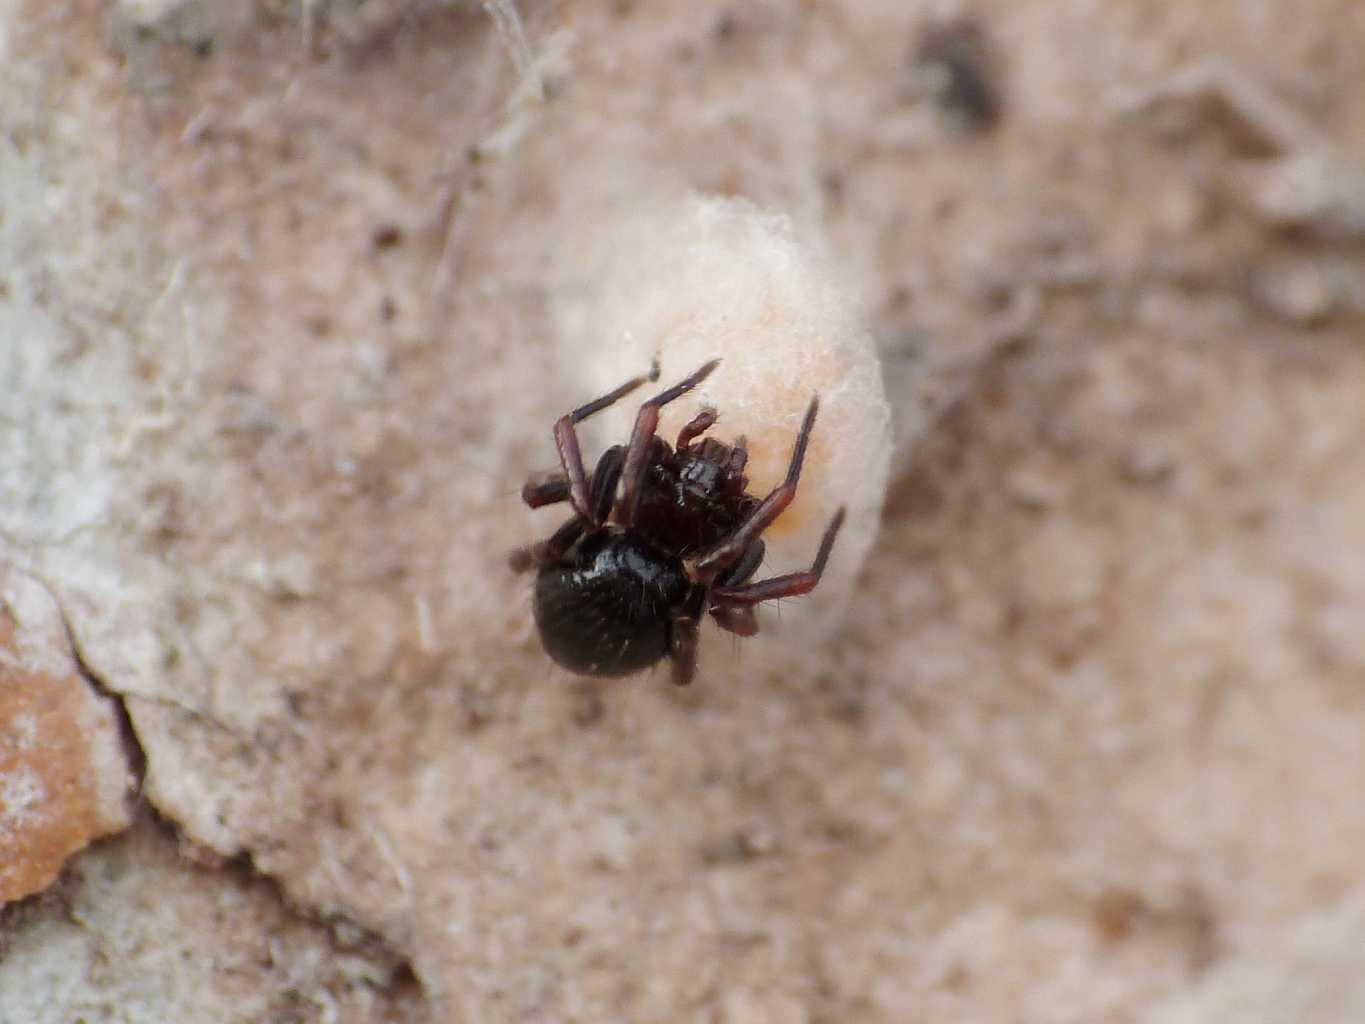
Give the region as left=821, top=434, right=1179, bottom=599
left=5, top=0, right=1365, bottom=1021
left=0, top=564, right=132, bottom=904
left=0, top=816, right=421, bottom=1024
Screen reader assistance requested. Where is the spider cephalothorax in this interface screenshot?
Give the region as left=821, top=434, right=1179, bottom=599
left=512, top=360, right=844, bottom=686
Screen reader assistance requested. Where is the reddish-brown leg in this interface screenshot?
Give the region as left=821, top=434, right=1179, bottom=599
left=715, top=539, right=765, bottom=589
left=508, top=516, right=585, bottom=572
left=710, top=507, right=846, bottom=606
left=549, top=364, right=659, bottom=526
left=688, top=396, right=819, bottom=582
left=668, top=588, right=708, bottom=685
left=619, top=359, right=721, bottom=527
left=511, top=444, right=625, bottom=572
left=707, top=539, right=764, bottom=635
left=521, top=473, right=570, bottom=509
left=587, top=446, right=626, bottom=523
left=711, top=604, right=759, bottom=637
left=728, top=437, right=749, bottom=477
left=676, top=407, right=718, bottom=450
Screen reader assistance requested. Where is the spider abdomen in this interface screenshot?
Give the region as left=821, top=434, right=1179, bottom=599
left=532, top=529, right=691, bottom=677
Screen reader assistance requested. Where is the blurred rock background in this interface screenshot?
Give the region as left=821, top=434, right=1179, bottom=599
left=4, top=1, right=1365, bottom=1021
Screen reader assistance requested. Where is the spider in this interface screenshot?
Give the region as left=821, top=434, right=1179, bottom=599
left=512, top=359, right=846, bottom=686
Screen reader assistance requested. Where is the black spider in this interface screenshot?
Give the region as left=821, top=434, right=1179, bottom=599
left=512, top=359, right=845, bottom=686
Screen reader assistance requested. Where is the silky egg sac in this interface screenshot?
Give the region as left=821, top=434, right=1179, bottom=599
left=552, top=194, right=892, bottom=643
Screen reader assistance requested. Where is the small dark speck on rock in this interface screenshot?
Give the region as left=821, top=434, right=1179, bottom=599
left=913, top=15, right=1002, bottom=134
left=713, top=10, right=740, bottom=41
left=542, top=74, right=568, bottom=101
left=700, top=825, right=781, bottom=865
left=371, top=223, right=404, bottom=250
left=304, top=312, right=333, bottom=336
left=570, top=683, right=605, bottom=727
left=1093, top=886, right=1148, bottom=944
left=460, top=680, right=496, bottom=730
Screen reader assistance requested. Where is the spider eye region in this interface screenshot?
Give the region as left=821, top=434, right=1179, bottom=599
left=532, top=530, right=689, bottom=677
left=678, top=454, right=723, bottom=498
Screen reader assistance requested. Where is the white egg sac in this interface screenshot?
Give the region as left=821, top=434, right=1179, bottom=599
left=553, top=194, right=892, bottom=642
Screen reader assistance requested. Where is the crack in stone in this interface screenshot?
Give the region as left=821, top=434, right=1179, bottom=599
left=49, top=597, right=423, bottom=1002
left=56, top=606, right=149, bottom=798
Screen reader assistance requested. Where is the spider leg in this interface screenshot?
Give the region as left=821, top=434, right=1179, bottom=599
left=521, top=473, right=570, bottom=509
left=676, top=407, right=718, bottom=450
left=710, top=507, right=845, bottom=606
left=549, top=362, right=659, bottom=527
left=512, top=446, right=625, bottom=571
left=618, top=359, right=721, bottom=527
left=508, top=516, right=586, bottom=572
left=668, top=588, right=708, bottom=686
left=715, top=539, right=765, bottom=588
left=523, top=446, right=624, bottom=517
left=588, top=445, right=626, bottom=523
left=570, top=361, right=662, bottom=422
left=688, top=396, right=819, bottom=583
left=706, top=540, right=764, bottom=633
left=728, top=436, right=749, bottom=477
left=712, top=604, right=759, bottom=637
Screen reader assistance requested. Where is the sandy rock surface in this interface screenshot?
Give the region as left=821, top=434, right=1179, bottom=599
left=0, top=815, right=418, bottom=1024
left=5, top=0, right=1365, bottom=1021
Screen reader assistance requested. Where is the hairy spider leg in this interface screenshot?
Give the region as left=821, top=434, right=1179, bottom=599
left=587, top=446, right=626, bottom=522
left=510, top=445, right=626, bottom=572
left=547, top=362, right=660, bottom=527
left=618, top=359, right=722, bottom=527
left=687, top=396, right=820, bottom=583
left=521, top=473, right=570, bottom=508
left=711, top=604, right=759, bottom=637
left=715, top=539, right=766, bottom=588
left=508, top=516, right=585, bottom=572
left=710, top=507, right=846, bottom=606
left=676, top=407, right=719, bottom=450
left=728, top=436, right=749, bottom=475
left=707, top=538, right=765, bottom=637
left=675, top=530, right=771, bottom=676
left=668, top=587, right=708, bottom=686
